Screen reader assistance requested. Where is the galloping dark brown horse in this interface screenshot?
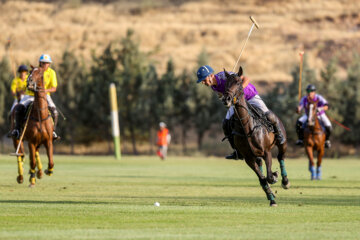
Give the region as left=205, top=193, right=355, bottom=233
left=222, top=66, right=290, bottom=207
left=303, top=97, right=325, bottom=180
left=12, top=66, right=54, bottom=187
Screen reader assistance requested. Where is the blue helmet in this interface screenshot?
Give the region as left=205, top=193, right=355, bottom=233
left=306, top=84, right=316, bottom=92
left=17, top=65, right=28, bottom=73
left=39, top=54, right=52, bottom=63
left=196, top=65, right=214, bottom=83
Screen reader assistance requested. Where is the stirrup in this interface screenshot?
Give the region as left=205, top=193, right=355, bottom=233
left=295, top=139, right=304, bottom=146
left=11, top=129, right=20, bottom=139
left=53, top=131, right=60, bottom=140
left=325, top=140, right=331, bottom=149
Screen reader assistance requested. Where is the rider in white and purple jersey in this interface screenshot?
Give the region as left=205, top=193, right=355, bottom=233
left=295, top=84, right=332, bottom=148
left=196, top=65, right=285, bottom=160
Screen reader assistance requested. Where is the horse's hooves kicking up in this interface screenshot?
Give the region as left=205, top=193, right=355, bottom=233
left=45, top=169, right=53, bottom=176
left=36, top=170, right=43, bottom=179
left=270, top=200, right=277, bottom=207
left=16, top=175, right=23, bottom=184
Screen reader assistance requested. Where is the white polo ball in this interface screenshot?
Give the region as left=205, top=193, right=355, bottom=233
left=154, top=202, right=160, bottom=207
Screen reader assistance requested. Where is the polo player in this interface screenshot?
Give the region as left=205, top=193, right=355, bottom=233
left=296, top=84, right=332, bottom=148
left=11, top=54, right=60, bottom=140
left=196, top=65, right=285, bottom=160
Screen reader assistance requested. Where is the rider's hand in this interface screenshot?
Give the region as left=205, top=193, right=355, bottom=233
left=296, top=106, right=301, bottom=114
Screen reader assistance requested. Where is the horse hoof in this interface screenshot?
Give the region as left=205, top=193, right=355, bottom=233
left=36, top=170, right=43, bottom=179
left=16, top=175, right=23, bottom=184
left=281, top=181, right=291, bottom=189
left=45, top=169, right=53, bottom=176
left=270, top=200, right=277, bottom=207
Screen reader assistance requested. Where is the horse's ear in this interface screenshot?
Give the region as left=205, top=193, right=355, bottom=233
left=224, top=68, right=230, bottom=79
left=237, top=66, right=243, bottom=77
left=30, top=64, right=35, bottom=70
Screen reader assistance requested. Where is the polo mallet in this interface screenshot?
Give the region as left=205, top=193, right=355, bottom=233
left=10, top=105, right=33, bottom=156
left=298, top=51, right=304, bottom=102
left=232, top=16, right=260, bottom=72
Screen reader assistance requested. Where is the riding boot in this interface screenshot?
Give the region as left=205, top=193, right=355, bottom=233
left=265, top=111, right=286, bottom=145
left=11, top=105, right=26, bottom=139
left=295, top=120, right=304, bottom=146
left=49, top=107, right=59, bottom=140
left=222, top=118, right=243, bottom=160
left=226, top=135, right=244, bottom=160
left=324, top=126, right=332, bottom=148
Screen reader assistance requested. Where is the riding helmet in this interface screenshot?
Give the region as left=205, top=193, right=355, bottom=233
left=306, top=84, right=316, bottom=92
left=39, top=54, right=52, bottom=63
left=197, top=65, right=214, bottom=83
left=17, top=65, right=28, bottom=73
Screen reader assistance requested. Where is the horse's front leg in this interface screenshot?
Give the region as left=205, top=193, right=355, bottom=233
left=245, top=157, right=277, bottom=207
left=305, top=145, right=316, bottom=180
left=44, top=140, right=54, bottom=176
left=264, top=151, right=278, bottom=184
left=277, top=143, right=290, bottom=189
left=316, top=138, right=325, bottom=180
left=28, top=143, right=37, bottom=187
left=35, top=151, right=43, bottom=179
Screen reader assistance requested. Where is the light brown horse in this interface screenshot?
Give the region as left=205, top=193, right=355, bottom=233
left=12, top=66, right=54, bottom=187
left=304, top=97, right=325, bottom=180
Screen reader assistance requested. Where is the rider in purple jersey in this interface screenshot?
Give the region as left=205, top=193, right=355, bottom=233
left=295, top=84, right=332, bottom=148
left=196, top=65, right=285, bottom=160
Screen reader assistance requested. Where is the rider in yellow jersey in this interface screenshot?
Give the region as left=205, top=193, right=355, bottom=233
left=10, top=65, right=28, bottom=113
left=11, top=54, right=59, bottom=140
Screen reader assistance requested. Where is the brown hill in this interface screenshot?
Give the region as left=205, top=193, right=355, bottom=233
left=1, top=0, right=359, bottom=85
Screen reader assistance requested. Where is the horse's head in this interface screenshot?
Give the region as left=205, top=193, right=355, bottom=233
left=307, top=97, right=319, bottom=127
left=27, top=65, right=44, bottom=93
left=223, top=66, right=244, bottom=107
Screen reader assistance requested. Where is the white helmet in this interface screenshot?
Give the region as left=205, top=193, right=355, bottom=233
left=159, top=122, right=166, bottom=128
left=39, top=54, right=52, bottom=63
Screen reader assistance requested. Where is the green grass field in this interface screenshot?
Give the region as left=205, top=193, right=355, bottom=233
left=0, top=154, right=359, bottom=240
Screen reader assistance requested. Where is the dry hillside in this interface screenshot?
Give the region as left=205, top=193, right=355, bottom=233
left=0, top=0, right=360, bottom=84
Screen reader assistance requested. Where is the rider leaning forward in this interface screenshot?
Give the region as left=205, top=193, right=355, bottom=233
left=196, top=65, right=285, bottom=160
left=296, top=84, right=332, bottom=148
left=11, top=54, right=60, bottom=140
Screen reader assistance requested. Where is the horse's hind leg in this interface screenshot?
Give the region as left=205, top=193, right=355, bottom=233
left=28, top=143, right=37, bottom=187
left=13, top=139, right=25, bottom=184
left=245, top=158, right=277, bottom=207
left=44, top=141, right=54, bottom=176
left=277, top=143, right=290, bottom=189
left=316, top=146, right=325, bottom=180
left=35, top=150, right=43, bottom=179
left=264, top=151, right=278, bottom=185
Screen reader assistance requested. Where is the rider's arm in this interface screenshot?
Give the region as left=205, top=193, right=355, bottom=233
left=45, top=87, right=57, bottom=93
left=10, top=79, right=17, bottom=96
left=296, top=97, right=305, bottom=113
left=241, top=76, right=250, bottom=88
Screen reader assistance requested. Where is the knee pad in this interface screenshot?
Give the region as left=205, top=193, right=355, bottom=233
left=49, top=107, right=58, bottom=117
left=265, top=111, right=277, bottom=124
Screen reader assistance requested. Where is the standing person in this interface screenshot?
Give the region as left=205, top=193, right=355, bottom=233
left=11, top=54, right=60, bottom=140
left=156, top=122, right=171, bottom=160
left=295, top=84, right=332, bottom=148
left=10, top=65, right=28, bottom=113
left=196, top=65, right=285, bottom=160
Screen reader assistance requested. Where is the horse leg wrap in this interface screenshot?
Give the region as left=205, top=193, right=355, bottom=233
left=309, top=165, right=316, bottom=180
left=35, top=152, right=42, bottom=170
left=279, top=159, right=287, bottom=177
left=17, top=156, right=24, bottom=176
left=260, top=179, right=275, bottom=201
left=316, top=167, right=322, bottom=180
left=29, top=169, right=36, bottom=184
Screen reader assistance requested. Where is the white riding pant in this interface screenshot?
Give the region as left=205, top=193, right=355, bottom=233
left=10, top=95, right=25, bottom=112
left=225, top=95, right=269, bottom=120
left=19, top=95, right=56, bottom=109
left=298, top=114, right=332, bottom=127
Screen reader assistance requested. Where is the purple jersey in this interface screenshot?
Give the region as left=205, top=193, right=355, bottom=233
left=299, top=94, right=328, bottom=116
left=211, top=71, right=258, bottom=101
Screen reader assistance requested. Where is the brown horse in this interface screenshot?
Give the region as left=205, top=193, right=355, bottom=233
left=222, top=66, right=290, bottom=207
left=12, top=66, right=54, bottom=187
left=303, top=97, right=325, bottom=180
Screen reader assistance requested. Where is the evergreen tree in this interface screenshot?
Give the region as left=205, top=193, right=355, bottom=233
left=0, top=57, right=13, bottom=142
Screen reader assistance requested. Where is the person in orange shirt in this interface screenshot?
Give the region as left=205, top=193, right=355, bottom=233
left=156, top=122, right=171, bottom=160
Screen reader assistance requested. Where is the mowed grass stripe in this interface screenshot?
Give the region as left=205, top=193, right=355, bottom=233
left=0, top=155, right=359, bottom=240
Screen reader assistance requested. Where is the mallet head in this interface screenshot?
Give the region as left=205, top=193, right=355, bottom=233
left=249, top=16, right=259, bottom=29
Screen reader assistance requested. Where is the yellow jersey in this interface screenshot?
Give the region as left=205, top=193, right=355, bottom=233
left=10, top=76, right=28, bottom=99
left=25, top=67, right=58, bottom=96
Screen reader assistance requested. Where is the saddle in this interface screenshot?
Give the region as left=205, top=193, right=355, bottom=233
left=231, top=101, right=274, bottom=136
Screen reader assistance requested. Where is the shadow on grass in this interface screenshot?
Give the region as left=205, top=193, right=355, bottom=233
left=0, top=194, right=358, bottom=207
